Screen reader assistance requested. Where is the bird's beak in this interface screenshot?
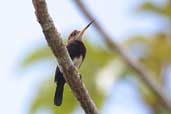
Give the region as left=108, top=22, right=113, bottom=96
left=77, top=20, right=94, bottom=40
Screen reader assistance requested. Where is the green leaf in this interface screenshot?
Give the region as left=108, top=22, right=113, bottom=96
left=20, top=41, right=115, bottom=114
left=136, top=0, right=171, bottom=18
left=30, top=79, right=77, bottom=114
left=20, top=46, right=54, bottom=68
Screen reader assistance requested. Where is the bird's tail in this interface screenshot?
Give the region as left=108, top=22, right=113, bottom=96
left=54, top=82, right=65, bottom=106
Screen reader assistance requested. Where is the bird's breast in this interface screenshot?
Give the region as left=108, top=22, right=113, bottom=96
left=73, top=56, right=83, bottom=68
left=67, top=40, right=86, bottom=60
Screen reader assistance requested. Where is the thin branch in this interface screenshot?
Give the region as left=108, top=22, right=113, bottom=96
left=32, top=0, right=99, bottom=114
left=73, top=0, right=171, bottom=111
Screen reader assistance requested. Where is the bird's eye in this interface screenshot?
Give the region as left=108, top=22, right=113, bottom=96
left=72, top=31, right=76, bottom=36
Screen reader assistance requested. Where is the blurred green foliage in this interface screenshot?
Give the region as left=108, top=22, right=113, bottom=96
left=137, top=0, right=171, bottom=19
left=20, top=0, right=171, bottom=114
left=21, top=40, right=114, bottom=114
left=129, top=0, right=171, bottom=113
left=125, top=34, right=171, bottom=114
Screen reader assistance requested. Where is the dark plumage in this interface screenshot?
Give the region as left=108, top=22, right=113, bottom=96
left=54, top=40, right=86, bottom=106
left=54, top=21, right=93, bottom=106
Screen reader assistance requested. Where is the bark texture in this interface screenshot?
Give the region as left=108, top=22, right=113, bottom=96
left=32, top=0, right=100, bottom=114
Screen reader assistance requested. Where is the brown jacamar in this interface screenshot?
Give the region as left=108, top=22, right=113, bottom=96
left=54, top=21, right=94, bottom=106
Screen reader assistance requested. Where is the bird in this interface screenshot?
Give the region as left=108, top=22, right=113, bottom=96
left=54, top=21, right=94, bottom=106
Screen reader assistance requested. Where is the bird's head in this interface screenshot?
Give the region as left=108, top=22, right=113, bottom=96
left=67, top=20, right=94, bottom=44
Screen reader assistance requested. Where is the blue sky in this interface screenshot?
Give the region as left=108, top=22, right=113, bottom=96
left=0, top=0, right=166, bottom=114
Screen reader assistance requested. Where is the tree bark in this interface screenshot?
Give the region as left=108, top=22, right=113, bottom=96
left=32, top=0, right=100, bottom=114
